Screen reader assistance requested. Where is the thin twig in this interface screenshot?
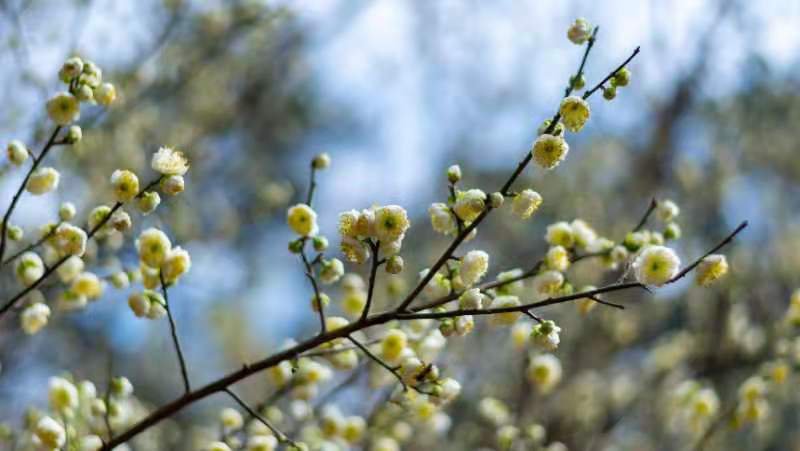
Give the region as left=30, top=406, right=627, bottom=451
left=0, top=177, right=163, bottom=318
left=632, top=197, right=658, bottom=232
left=161, top=274, right=191, bottom=394
left=224, top=388, right=296, bottom=446
left=360, top=239, right=381, bottom=322
left=1, top=220, right=62, bottom=266
left=0, top=126, right=61, bottom=262
left=347, top=336, right=407, bottom=392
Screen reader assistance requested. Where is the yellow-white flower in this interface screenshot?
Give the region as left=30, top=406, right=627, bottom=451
left=545, top=221, right=574, bottom=248
left=341, top=236, right=370, bottom=264
left=57, top=255, right=84, bottom=283
left=54, top=223, right=87, bottom=257
left=110, top=169, right=140, bottom=202
left=428, top=203, right=457, bottom=235
left=34, top=416, right=66, bottom=448
left=571, top=219, right=598, bottom=248
left=46, top=92, right=80, bottom=125
left=511, top=189, right=543, bottom=219
left=287, top=203, right=318, bottom=237
left=632, top=245, right=680, bottom=286
left=247, top=435, right=278, bottom=451
left=320, top=258, right=344, bottom=284
left=71, top=272, right=104, bottom=299
left=527, top=353, right=562, bottom=393
left=532, top=270, right=564, bottom=296
left=559, top=96, right=591, bottom=132
left=545, top=245, right=570, bottom=272
left=459, top=288, right=486, bottom=310
left=21, top=302, right=50, bottom=334
left=530, top=320, right=562, bottom=351
left=220, top=407, right=244, bottom=431
left=374, top=205, right=410, bottom=243
left=453, top=189, right=486, bottom=222
left=695, top=254, right=728, bottom=286
left=49, top=376, right=79, bottom=412
left=381, top=329, right=408, bottom=363
left=94, top=82, right=116, bottom=106
left=532, top=134, right=569, bottom=170
left=6, top=140, right=28, bottom=165
left=16, top=251, right=44, bottom=286
left=567, top=18, right=593, bottom=45
left=161, top=246, right=191, bottom=284
left=151, top=146, right=189, bottom=176
left=460, top=250, right=489, bottom=287
left=137, top=228, right=172, bottom=267
left=26, top=167, right=60, bottom=194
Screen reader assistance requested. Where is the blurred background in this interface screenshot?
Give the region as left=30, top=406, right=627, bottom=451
left=1, top=0, right=800, bottom=449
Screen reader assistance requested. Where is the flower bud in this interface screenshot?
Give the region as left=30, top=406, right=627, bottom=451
left=386, top=255, right=404, bottom=274
left=312, top=152, right=331, bottom=169
left=603, top=86, right=617, bottom=100
left=6, top=225, right=23, bottom=241
left=65, top=125, right=82, bottom=144
left=137, top=191, right=160, bottom=215
left=489, top=192, right=504, bottom=208
left=161, top=175, right=185, bottom=195
left=312, top=235, right=329, bottom=252
left=447, top=165, right=462, bottom=184
left=6, top=140, right=28, bottom=165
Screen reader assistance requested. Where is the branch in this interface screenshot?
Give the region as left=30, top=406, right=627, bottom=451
left=161, top=273, right=191, bottom=394
left=224, top=388, right=296, bottom=446
left=1, top=220, right=62, bottom=266
left=0, top=126, right=62, bottom=262
left=301, top=248, right=326, bottom=333
left=632, top=197, right=658, bottom=232
left=0, top=177, right=162, bottom=319
left=360, top=240, right=381, bottom=322
left=347, top=336, right=407, bottom=392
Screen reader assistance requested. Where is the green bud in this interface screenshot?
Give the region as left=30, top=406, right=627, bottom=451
left=570, top=74, right=586, bottom=90
left=65, top=125, right=82, bottom=144
left=664, top=222, right=682, bottom=240
left=603, top=86, right=617, bottom=101
left=312, top=236, right=329, bottom=252
left=288, top=238, right=305, bottom=254
left=612, top=68, right=631, bottom=87
left=6, top=225, right=23, bottom=241
left=136, top=191, right=161, bottom=215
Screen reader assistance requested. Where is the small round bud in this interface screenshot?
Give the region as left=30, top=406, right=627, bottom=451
left=570, top=74, right=586, bottom=90
left=93, top=83, right=116, bottom=106
left=489, top=192, right=504, bottom=209
left=59, top=202, right=76, bottom=221
left=75, top=84, right=94, bottom=102
left=602, top=86, right=617, bottom=100
left=65, top=126, right=82, bottom=144
left=136, top=191, right=160, bottom=215
left=110, top=170, right=140, bottom=203
left=567, top=18, right=593, bottom=45
left=6, top=140, right=28, bottom=165
left=110, top=377, right=133, bottom=398
left=59, top=57, right=84, bottom=81
left=6, top=225, right=23, bottom=241
left=161, top=175, right=185, bottom=195
left=312, top=152, right=331, bottom=169
left=664, top=222, right=682, bottom=240
left=386, top=255, right=404, bottom=274
left=612, top=68, right=631, bottom=87
left=447, top=165, right=462, bottom=184
left=288, top=238, right=305, bottom=254
left=312, top=236, right=329, bottom=252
